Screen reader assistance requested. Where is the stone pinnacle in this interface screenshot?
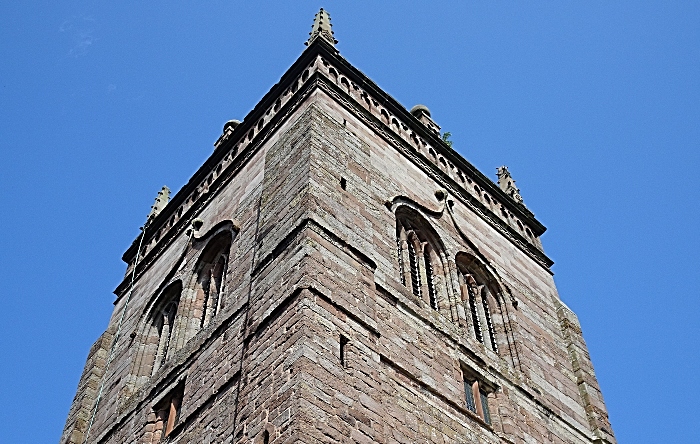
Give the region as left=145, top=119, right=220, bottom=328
left=306, top=8, right=337, bottom=47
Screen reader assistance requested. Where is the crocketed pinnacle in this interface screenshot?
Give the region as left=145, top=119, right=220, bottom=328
left=306, top=8, right=337, bottom=47
left=147, top=186, right=171, bottom=221
left=497, top=166, right=525, bottom=205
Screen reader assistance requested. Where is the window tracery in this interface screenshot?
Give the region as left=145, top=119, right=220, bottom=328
left=457, top=255, right=501, bottom=353
left=142, top=281, right=183, bottom=378
left=191, top=230, right=232, bottom=330
left=197, top=250, right=228, bottom=329
left=396, top=207, right=444, bottom=311
left=126, top=223, right=237, bottom=398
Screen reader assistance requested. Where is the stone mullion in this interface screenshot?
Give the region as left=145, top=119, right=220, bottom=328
left=475, top=286, right=494, bottom=350
left=423, top=247, right=438, bottom=310
left=200, top=268, right=211, bottom=329
left=458, top=283, right=471, bottom=330
left=472, top=381, right=485, bottom=420
left=202, top=268, right=216, bottom=329
left=406, top=233, right=422, bottom=298
left=396, top=225, right=409, bottom=287
left=398, top=237, right=410, bottom=288
left=488, top=295, right=509, bottom=354
left=207, top=282, right=219, bottom=327
left=152, top=317, right=168, bottom=375
left=418, top=242, right=430, bottom=306
left=214, top=254, right=228, bottom=314
left=481, top=288, right=498, bottom=352
left=444, top=258, right=461, bottom=323
left=466, top=279, right=484, bottom=343
left=165, top=395, right=180, bottom=436
left=161, top=316, right=175, bottom=364
left=204, top=256, right=225, bottom=325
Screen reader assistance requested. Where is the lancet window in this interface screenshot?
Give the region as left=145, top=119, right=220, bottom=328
left=129, top=227, right=235, bottom=392
left=192, top=231, right=231, bottom=329
left=396, top=207, right=445, bottom=311
left=457, top=255, right=501, bottom=353
left=143, top=281, right=183, bottom=377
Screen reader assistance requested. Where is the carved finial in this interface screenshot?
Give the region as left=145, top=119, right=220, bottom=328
left=148, top=186, right=171, bottom=220
left=306, top=8, right=337, bottom=47
left=497, top=166, right=524, bottom=205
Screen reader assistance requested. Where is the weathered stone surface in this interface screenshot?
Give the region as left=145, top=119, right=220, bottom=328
left=62, top=16, right=614, bottom=444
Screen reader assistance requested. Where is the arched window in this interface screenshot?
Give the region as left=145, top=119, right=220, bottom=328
left=192, top=231, right=231, bottom=329
left=456, top=254, right=500, bottom=353
left=396, top=207, right=444, bottom=311
left=196, top=250, right=228, bottom=329
left=128, top=225, right=235, bottom=393
left=141, top=281, right=183, bottom=377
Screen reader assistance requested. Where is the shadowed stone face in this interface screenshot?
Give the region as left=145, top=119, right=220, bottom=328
left=61, top=10, right=615, bottom=444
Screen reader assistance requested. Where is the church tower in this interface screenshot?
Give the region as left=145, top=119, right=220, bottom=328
left=62, top=10, right=615, bottom=444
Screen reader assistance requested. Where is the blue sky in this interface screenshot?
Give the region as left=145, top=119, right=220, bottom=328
left=1, top=2, right=698, bottom=443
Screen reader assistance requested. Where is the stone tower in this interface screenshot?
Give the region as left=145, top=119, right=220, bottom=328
left=62, top=10, right=615, bottom=444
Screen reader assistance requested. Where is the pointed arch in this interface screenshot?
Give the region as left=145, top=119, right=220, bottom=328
left=395, top=206, right=446, bottom=312
left=456, top=252, right=503, bottom=353
left=191, top=229, right=232, bottom=330
left=133, top=280, right=183, bottom=382
left=127, top=221, right=238, bottom=393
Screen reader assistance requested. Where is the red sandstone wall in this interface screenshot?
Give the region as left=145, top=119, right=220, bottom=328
left=62, top=80, right=613, bottom=444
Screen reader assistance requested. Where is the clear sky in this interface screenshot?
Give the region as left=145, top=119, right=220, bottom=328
left=1, top=2, right=698, bottom=443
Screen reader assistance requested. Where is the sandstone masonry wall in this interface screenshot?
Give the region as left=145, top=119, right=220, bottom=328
left=62, top=40, right=614, bottom=444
